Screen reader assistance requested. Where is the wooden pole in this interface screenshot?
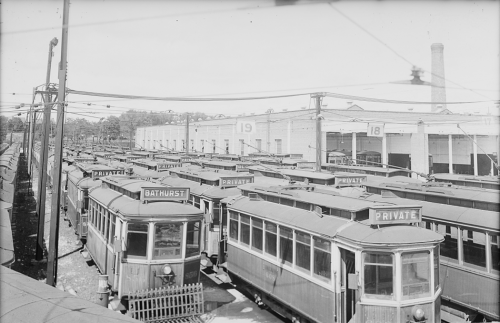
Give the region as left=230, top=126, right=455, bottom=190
left=314, top=93, right=323, bottom=172
left=46, top=0, right=69, bottom=286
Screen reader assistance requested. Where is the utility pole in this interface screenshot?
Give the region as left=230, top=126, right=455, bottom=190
left=35, top=37, right=58, bottom=261
left=313, top=93, right=324, bottom=172
left=47, top=0, right=69, bottom=286
left=266, top=109, right=273, bottom=153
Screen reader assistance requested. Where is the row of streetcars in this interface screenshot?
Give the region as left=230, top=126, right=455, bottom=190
left=0, top=143, right=21, bottom=268
left=31, top=145, right=499, bottom=322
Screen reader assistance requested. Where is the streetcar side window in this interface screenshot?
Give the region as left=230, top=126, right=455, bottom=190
left=434, top=245, right=440, bottom=292
left=490, top=234, right=499, bottom=273
left=313, top=237, right=331, bottom=282
left=229, top=212, right=239, bottom=241
left=110, top=213, right=116, bottom=244
left=126, top=222, right=148, bottom=259
left=363, top=252, right=394, bottom=299
left=437, top=223, right=458, bottom=263
left=462, top=229, right=486, bottom=270
left=295, top=231, right=311, bottom=273
left=251, top=218, right=263, bottom=252
left=279, top=226, right=293, bottom=266
left=240, top=214, right=250, bottom=246
left=401, top=251, right=431, bottom=300
left=264, top=222, right=277, bottom=257
left=154, top=223, right=182, bottom=259
left=185, top=221, right=201, bottom=258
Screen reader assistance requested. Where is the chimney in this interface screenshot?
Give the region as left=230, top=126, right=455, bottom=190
left=431, top=43, right=446, bottom=112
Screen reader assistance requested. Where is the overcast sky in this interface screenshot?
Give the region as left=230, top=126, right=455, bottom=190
left=1, top=0, right=499, bottom=121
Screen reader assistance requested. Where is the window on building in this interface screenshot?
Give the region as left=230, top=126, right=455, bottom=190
left=212, top=140, right=216, bottom=153
left=437, top=223, right=458, bottom=263
left=279, top=226, right=293, bottom=266
left=240, top=214, right=250, bottom=245
left=252, top=218, right=263, bottom=252
left=190, top=140, right=194, bottom=151
left=200, top=140, right=204, bottom=152
left=265, top=222, right=277, bottom=257
left=185, top=221, right=201, bottom=258
left=229, top=211, right=238, bottom=241
left=313, top=236, right=331, bottom=281
left=126, top=222, right=148, bottom=259
left=225, top=139, right=229, bottom=154
left=239, top=139, right=244, bottom=156
left=401, top=251, right=431, bottom=300
left=173, top=140, right=177, bottom=151
left=256, top=139, right=262, bottom=152
left=462, top=229, right=486, bottom=270
left=154, top=223, right=182, bottom=259
left=295, top=231, right=311, bottom=272
left=275, top=139, right=282, bottom=154
left=364, top=252, right=394, bottom=299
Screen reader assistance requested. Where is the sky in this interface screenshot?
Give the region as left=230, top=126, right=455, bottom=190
left=1, top=0, right=499, bottom=122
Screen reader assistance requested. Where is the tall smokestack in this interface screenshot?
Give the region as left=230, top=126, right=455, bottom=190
left=431, top=43, right=446, bottom=112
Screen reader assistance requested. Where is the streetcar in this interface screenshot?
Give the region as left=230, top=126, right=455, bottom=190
left=199, top=159, right=254, bottom=172
left=432, top=173, right=500, bottom=190
left=363, top=175, right=499, bottom=211
left=132, top=158, right=183, bottom=172
left=86, top=176, right=204, bottom=307
left=322, top=163, right=411, bottom=177
left=221, top=183, right=444, bottom=323
left=66, top=163, right=125, bottom=239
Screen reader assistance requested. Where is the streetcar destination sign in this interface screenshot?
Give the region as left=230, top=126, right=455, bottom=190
left=369, top=206, right=422, bottom=225
left=74, top=157, right=94, bottom=162
left=335, top=175, right=367, bottom=187
left=219, top=176, right=254, bottom=187
left=91, top=169, right=125, bottom=179
left=141, top=187, right=190, bottom=202
left=157, top=162, right=182, bottom=171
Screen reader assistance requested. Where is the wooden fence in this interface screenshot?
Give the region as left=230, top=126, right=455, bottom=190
left=128, top=283, right=204, bottom=322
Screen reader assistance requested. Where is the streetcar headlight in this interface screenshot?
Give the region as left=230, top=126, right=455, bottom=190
left=411, top=305, right=425, bottom=321
left=161, top=264, right=172, bottom=275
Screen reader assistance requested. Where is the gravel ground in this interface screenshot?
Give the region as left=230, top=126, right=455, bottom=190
left=10, top=157, right=235, bottom=308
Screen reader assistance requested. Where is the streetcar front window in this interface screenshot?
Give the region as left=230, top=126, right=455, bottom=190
left=126, top=222, right=148, bottom=259
left=401, top=251, right=431, bottom=300
left=154, top=223, right=182, bottom=259
left=363, top=252, right=394, bottom=299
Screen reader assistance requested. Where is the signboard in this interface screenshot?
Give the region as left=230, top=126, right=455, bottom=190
left=74, top=157, right=94, bottom=162
left=126, top=156, right=142, bottom=162
left=141, top=187, right=190, bottom=202
left=335, top=175, right=367, bottom=187
left=236, top=121, right=256, bottom=134
left=367, top=123, right=385, bottom=137
left=369, top=206, right=422, bottom=225
left=219, top=176, right=254, bottom=188
left=91, top=169, right=125, bottom=179
left=157, top=162, right=182, bottom=171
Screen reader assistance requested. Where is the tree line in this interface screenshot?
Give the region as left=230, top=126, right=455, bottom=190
left=1, top=109, right=209, bottom=144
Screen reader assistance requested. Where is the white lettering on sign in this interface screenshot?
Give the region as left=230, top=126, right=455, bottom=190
left=367, top=123, right=384, bottom=137
left=92, top=169, right=125, bottom=179
left=141, top=187, right=190, bottom=202
left=336, top=176, right=367, bottom=186
left=220, top=177, right=253, bottom=187
left=369, top=207, right=421, bottom=225
left=236, top=121, right=256, bottom=134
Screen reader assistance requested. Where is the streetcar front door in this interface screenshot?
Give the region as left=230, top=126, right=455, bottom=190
left=340, top=248, right=356, bottom=323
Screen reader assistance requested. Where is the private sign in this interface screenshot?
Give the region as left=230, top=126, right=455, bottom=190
left=157, top=163, right=182, bottom=171
left=369, top=206, right=422, bottom=225
left=335, top=175, right=367, bottom=187
left=141, top=187, right=190, bottom=202
left=219, top=176, right=254, bottom=187
left=91, top=169, right=125, bottom=179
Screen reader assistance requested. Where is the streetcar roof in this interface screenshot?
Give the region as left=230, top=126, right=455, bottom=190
left=348, top=192, right=500, bottom=231
left=432, top=173, right=500, bottom=184
left=89, top=187, right=203, bottom=219
left=239, top=183, right=385, bottom=212
left=365, top=177, right=499, bottom=202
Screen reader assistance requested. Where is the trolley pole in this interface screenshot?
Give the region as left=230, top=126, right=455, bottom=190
left=313, top=93, right=324, bottom=172
left=47, top=0, right=69, bottom=286
left=185, top=113, right=189, bottom=154
left=35, top=37, right=58, bottom=261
